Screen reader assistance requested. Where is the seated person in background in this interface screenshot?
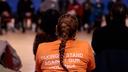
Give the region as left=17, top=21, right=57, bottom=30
left=33, top=9, right=60, bottom=57
left=36, top=14, right=95, bottom=72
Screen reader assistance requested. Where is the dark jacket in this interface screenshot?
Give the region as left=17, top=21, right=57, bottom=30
left=33, top=32, right=57, bottom=56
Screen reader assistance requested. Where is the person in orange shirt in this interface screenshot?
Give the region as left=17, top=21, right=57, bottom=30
left=36, top=14, right=95, bottom=72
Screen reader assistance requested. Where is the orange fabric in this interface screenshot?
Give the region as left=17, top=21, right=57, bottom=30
left=36, top=39, right=95, bottom=72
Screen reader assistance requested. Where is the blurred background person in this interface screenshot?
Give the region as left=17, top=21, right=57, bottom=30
left=107, top=0, right=117, bottom=12
left=39, top=0, right=59, bottom=13
left=93, top=0, right=104, bottom=29
left=58, top=0, right=69, bottom=14
left=17, top=0, right=34, bottom=33
left=92, top=2, right=128, bottom=72
left=67, top=0, right=84, bottom=31
left=83, top=0, right=93, bottom=33
left=0, top=0, right=11, bottom=34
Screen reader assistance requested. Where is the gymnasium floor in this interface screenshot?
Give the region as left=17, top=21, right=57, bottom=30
left=0, top=31, right=92, bottom=72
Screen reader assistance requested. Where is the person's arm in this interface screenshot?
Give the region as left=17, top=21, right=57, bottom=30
left=35, top=45, right=42, bottom=72
left=87, top=45, right=96, bottom=72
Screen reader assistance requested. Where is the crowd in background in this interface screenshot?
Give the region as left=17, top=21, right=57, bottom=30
left=0, top=0, right=128, bottom=72
left=0, top=0, right=128, bottom=35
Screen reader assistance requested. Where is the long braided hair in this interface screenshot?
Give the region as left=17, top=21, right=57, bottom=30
left=57, top=14, right=78, bottom=71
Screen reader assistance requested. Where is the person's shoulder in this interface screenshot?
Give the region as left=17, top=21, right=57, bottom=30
left=36, top=32, right=45, bottom=37
left=35, top=32, right=47, bottom=40
left=37, top=42, right=51, bottom=52
left=75, top=40, right=93, bottom=53
left=39, top=40, right=60, bottom=47
left=76, top=39, right=88, bottom=43
left=93, top=27, right=107, bottom=34
left=75, top=39, right=90, bottom=46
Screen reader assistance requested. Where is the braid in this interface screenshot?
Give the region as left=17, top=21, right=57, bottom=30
left=59, top=32, right=69, bottom=72
left=57, top=14, right=78, bottom=72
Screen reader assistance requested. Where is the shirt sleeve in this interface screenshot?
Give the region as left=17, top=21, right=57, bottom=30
left=35, top=44, right=42, bottom=72
left=87, top=45, right=96, bottom=71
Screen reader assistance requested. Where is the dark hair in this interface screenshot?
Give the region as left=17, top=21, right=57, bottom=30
left=112, top=4, right=126, bottom=18
left=40, top=9, right=60, bottom=35
left=57, top=14, right=78, bottom=71
left=110, top=2, right=127, bottom=26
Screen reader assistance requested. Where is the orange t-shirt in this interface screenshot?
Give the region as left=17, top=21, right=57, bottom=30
left=36, top=39, right=95, bottom=72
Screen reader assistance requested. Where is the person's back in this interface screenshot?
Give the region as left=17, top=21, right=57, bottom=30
left=92, top=0, right=128, bottom=53
left=92, top=25, right=128, bottom=54
left=36, top=14, right=95, bottom=72
left=92, top=2, right=128, bottom=72
left=36, top=39, right=95, bottom=72
left=33, top=32, right=57, bottom=55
